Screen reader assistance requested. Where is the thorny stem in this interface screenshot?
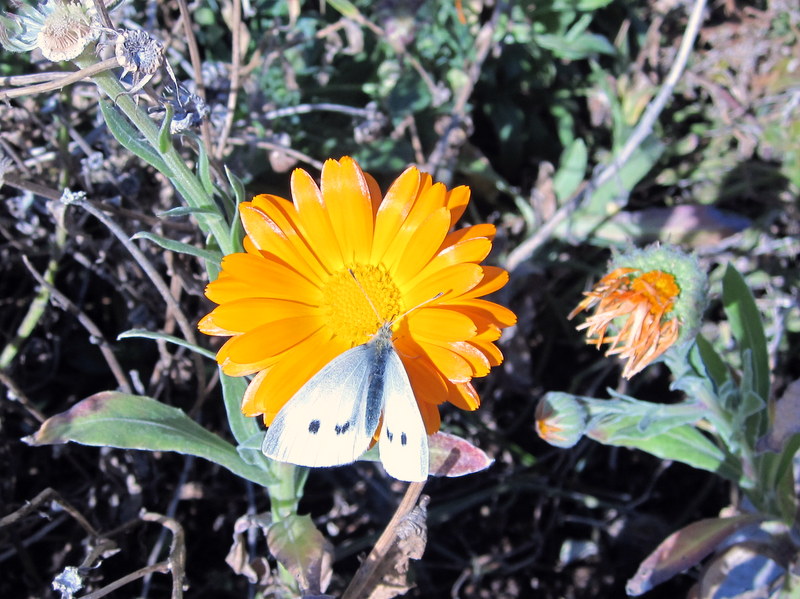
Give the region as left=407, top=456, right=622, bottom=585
left=342, top=481, right=426, bottom=599
left=504, top=0, right=708, bottom=271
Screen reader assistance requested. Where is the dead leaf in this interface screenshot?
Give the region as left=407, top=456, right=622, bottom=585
left=225, top=512, right=273, bottom=586
left=626, top=515, right=764, bottom=596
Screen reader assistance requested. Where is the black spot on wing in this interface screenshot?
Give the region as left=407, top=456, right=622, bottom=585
left=335, top=421, right=351, bottom=435
left=308, top=420, right=320, bottom=434
left=400, top=432, right=407, bottom=446
left=386, top=427, right=394, bottom=442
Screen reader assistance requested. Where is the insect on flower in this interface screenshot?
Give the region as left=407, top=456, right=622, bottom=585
left=199, top=157, right=516, bottom=480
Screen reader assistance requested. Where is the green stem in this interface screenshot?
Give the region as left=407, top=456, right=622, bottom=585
left=80, top=60, right=234, bottom=255
left=267, top=461, right=308, bottom=522
left=0, top=229, right=65, bottom=370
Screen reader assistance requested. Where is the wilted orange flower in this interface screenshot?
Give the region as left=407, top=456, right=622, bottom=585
left=569, top=268, right=680, bottom=378
left=199, top=156, right=516, bottom=432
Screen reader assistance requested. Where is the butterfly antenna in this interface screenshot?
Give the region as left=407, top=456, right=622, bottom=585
left=349, top=269, right=445, bottom=326
left=348, top=269, right=385, bottom=324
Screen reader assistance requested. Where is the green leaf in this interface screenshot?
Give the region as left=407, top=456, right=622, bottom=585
left=722, top=264, right=770, bottom=401
left=694, top=335, right=729, bottom=390
left=157, top=206, right=223, bottom=219
left=626, top=515, right=765, bottom=595
left=267, top=514, right=333, bottom=595
left=117, top=328, right=217, bottom=361
left=225, top=165, right=247, bottom=205
left=590, top=135, right=664, bottom=209
left=99, top=100, right=172, bottom=178
left=197, top=143, right=215, bottom=197
left=324, top=0, right=361, bottom=19
left=220, top=371, right=262, bottom=446
left=535, top=31, right=615, bottom=60
left=24, top=391, right=275, bottom=486
left=553, top=138, right=587, bottom=201
left=158, top=102, right=174, bottom=153
left=131, top=231, right=221, bottom=266
left=588, top=420, right=741, bottom=483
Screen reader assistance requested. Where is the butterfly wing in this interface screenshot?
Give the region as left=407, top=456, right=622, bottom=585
left=262, top=344, right=381, bottom=467
left=378, top=348, right=429, bottom=482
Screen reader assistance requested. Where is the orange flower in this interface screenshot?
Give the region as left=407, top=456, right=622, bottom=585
left=570, top=268, right=681, bottom=378
left=199, top=157, right=515, bottom=433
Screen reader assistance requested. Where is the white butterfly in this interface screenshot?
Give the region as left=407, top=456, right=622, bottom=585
left=261, top=322, right=429, bottom=482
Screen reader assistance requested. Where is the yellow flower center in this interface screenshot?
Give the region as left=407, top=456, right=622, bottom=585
left=321, top=264, right=403, bottom=346
left=631, top=270, right=680, bottom=316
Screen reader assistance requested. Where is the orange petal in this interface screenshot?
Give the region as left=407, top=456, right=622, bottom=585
left=444, top=185, right=471, bottom=228
left=449, top=382, right=480, bottom=410
left=240, top=202, right=327, bottom=285
left=405, top=263, right=484, bottom=309
left=320, top=157, right=374, bottom=264
left=449, top=298, right=518, bottom=328
left=205, top=253, right=322, bottom=304
left=417, top=237, right=492, bottom=282
left=372, top=166, right=422, bottom=263
left=420, top=341, right=474, bottom=383
left=418, top=399, right=441, bottom=434
left=202, top=298, right=315, bottom=333
left=443, top=223, right=496, bottom=248
left=390, top=208, right=452, bottom=285
left=289, top=167, right=345, bottom=273
left=241, top=328, right=347, bottom=418
left=407, top=307, right=477, bottom=342
left=221, top=316, right=323, bottom=365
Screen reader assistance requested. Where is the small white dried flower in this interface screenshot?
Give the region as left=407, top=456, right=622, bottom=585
left=0, top=0, right=98, bottom=62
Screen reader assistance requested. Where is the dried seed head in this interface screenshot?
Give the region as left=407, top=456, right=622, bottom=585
left=114, top=29, right=163, bottom=77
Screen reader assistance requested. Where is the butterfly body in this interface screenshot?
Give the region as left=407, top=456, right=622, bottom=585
left=262, top=323, right=429, bottom=481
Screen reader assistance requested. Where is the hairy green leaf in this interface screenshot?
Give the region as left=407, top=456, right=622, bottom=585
left=99, top=100, right=172, bottom=177
left=131, top=231, right=221, bottom=265
left=722, top=264, right=770, bottom=401
left=24, top=391, right=274, bottom=486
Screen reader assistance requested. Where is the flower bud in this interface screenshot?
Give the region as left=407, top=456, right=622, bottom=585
left=535, top=392, right=589, bottom=448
